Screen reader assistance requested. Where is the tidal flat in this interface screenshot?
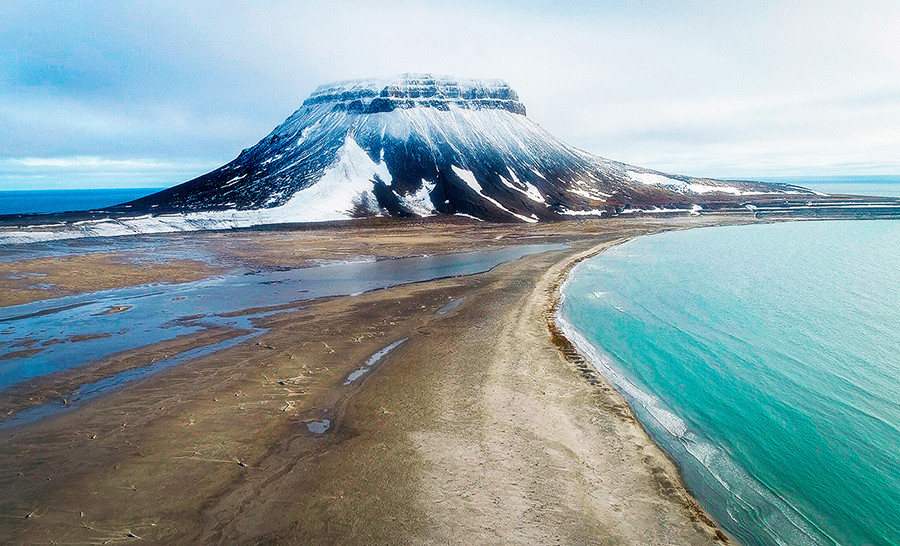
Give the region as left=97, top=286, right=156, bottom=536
left=0, top=215, right=774, bottom=544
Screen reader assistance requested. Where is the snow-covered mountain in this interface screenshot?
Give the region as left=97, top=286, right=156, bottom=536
left=12, top=73, right=873, bottom=243
left=121, top=73, right=812, bottom=224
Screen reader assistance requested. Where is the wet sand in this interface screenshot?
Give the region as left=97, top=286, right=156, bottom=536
left=0, top=254, right=222, bottom=307
left=0, top=217, right=749, bottom=544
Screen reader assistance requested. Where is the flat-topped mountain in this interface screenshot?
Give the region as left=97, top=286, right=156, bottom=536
left=122, top=73, right=812, bottom=224
left=303, top=75, right=526, bottom=115
left=6, top=74, right=897, bottom=243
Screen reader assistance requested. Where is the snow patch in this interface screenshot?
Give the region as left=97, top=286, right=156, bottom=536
left=222, top=174, right=246, bottom=187
left=451, top=166, right=537, bottom=223
left=454, top=213, right=484, bottom=222
left=260, top=154, right=283, bottom=166
left=293, top=120, right=321, bottom=148
left=627, top=170, right=763, bottom=196
left=272, top=136, right=388, bottom=220
left=568, top=187, right=607, bottom=201
left=628, top=171, right=681, bottom=188
left=618, top=206, right=697, bottom=215
left=499, top=175, right=545, bottom=204
left=397, top=180, right=436, bottom=217
left=561, top=208, right=605, bottom=217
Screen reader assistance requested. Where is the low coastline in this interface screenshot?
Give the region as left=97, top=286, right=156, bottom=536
left=1, top=216, right=767, bottom=543
left=546, top=233, right=733, bottom=544
left=555, top=219, right=900, bottom=546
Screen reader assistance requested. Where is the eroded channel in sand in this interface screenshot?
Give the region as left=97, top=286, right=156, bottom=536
left=0, top=243, right=564, bottom=429
left=343, top=338, right=408, bottom=386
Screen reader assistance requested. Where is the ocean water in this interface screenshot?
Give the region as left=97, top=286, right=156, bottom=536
left=0, top=188, right=163, bottom=215
left=558, top=220, right=900, bottom=546
left=759, top=176, right=900, bottom=198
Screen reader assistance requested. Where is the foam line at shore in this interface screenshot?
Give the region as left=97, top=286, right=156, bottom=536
left=554, top=238, right=837, bottom=546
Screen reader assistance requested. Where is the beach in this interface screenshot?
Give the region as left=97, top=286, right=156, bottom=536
left=556, top=219, right=900, bottom=545
left=0, top=216, right=753, bottom=544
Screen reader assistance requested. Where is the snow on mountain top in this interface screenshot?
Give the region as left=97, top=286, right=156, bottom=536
left=304, top=73, right=525, bottom=115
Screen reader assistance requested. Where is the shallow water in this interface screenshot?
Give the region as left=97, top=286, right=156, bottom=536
left=306, top=419, right=332, bottom=434
left=558, top=220, right=900, bottom=546
left=436, top=296, right=466, bottom=316
left=344, top=339, right=407, bottom=386
left=0, top=243, right=564, bottom=420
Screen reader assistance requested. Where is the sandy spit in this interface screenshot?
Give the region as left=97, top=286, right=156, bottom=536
left=0, top=217, right=749, bottom=544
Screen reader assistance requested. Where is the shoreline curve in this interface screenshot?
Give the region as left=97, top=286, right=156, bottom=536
left=545, top=233, right=733, bottom=544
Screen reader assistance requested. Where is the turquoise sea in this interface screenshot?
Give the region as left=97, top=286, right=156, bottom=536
left=558, top=220, right=900, bottom=545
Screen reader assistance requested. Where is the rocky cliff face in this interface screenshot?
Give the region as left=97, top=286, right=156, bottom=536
left=304, top=74, right=527, bottom=115
left=121, top=73, right=812, bottom=224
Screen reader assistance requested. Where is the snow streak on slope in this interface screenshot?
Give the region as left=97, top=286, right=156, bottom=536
left=0, top=138, right=390, bottom=243
left=451, top=166, right=537, bottom=223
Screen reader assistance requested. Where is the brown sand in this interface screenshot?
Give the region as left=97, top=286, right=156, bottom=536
left=0, top=254, right=221, bottom=307
left=0, top=217, right=751, bottom=544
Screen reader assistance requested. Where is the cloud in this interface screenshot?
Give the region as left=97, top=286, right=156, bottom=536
left=1, top=0, right=899, bottom=189
left=6, top=156, right=198, bottom=170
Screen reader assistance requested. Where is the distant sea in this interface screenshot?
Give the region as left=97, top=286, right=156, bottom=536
left=759, top=175, right=900, bottom=198
left=0, top=188, right=163, bottom=216
left=559, top=220, right=900, bottom=546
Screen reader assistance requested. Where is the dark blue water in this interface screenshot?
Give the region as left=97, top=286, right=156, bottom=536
left=0, top=188, right=163, bottom=215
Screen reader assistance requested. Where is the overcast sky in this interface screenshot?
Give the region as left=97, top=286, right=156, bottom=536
left=2, top=0, right=899, bottom=190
